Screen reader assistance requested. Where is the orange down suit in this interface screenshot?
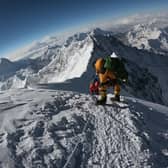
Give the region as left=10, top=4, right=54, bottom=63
left=94, top=58, right=120, bottom=98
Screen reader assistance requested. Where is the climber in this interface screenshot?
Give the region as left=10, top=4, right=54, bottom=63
left=90, top=52, right=128, bottom=105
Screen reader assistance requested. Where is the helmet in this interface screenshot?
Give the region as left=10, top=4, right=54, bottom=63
left=94, top=58, right=105, bottom=73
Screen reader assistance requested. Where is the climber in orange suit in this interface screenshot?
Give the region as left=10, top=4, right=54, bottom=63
left=94, top=58, right=120, bottom=105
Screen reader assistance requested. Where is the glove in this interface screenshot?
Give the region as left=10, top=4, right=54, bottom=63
left=89, top=83, right=94, bottom=94
left=89, top=81, right=99, bottom=94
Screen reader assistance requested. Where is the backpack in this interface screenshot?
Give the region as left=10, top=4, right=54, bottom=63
left=104, top=56, right=128, bottom=80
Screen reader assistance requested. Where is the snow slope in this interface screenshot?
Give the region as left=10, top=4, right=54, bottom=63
left=0, top=88, right=168, bottom=168
left=0, top=32, right=94, bottom=90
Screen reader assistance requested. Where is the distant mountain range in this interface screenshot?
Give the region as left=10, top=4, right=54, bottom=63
left=116, top=23, right=168, bottom=55
left=1, top=22, right=168, bottom=106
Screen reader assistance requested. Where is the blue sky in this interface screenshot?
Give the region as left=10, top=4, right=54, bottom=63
left=0, top=0, right=168, bottom=57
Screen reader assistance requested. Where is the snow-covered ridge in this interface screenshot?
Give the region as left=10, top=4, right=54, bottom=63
left=1, top=28, right=168, bottom=105
left=0, top=28, right=113, bottom=89
left=44, top=34, right=93, bottom=82
left=126, top=23, right=168, bottom=54
left=0, top=31, right=94, bottom=89
left=6, top=32, right=90, bottom=62
left=0, top=89, right=167, bottom=167
left=128, top=24, right=161, bottom=46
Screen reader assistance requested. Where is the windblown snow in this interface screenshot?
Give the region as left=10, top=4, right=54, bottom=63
left=0, top=89, right=168, bottom=168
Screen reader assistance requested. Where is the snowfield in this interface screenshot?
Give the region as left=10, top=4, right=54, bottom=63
left=0, top=88, right=168, bottom=168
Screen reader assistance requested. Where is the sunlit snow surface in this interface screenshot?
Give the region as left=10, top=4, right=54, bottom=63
left=48, top=36, right=93, bottom=82
left=0, top=88, right=167, bottom=168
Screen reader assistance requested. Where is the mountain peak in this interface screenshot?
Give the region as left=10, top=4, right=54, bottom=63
left=90, top=28, right=113, bottom=36
left=127, top=23, right=162, bottom=50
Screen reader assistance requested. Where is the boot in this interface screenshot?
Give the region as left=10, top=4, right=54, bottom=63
left=96, top=96, right=107, bottom=105
left=111, top=95, right=120, bottom=102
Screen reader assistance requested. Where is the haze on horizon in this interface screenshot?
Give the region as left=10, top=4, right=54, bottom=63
left=0, top=0, right=168, bottom=58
